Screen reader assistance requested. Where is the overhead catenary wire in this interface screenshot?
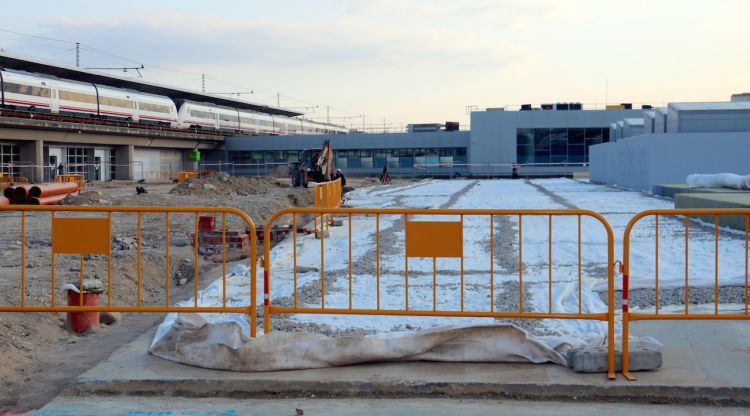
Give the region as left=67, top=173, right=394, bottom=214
left=0, top=26, right=396, bottom=128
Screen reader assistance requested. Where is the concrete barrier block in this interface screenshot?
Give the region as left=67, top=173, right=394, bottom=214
left=568, top=347, right=662, bottom=373
left=315, top=230, right=330, bottom=239
left=330, top=218, right=344, bottom=227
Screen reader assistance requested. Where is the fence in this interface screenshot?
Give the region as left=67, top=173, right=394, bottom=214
left=0, top=205, right=258, bottom=337
left=621, top=208, right=750, bottom=380
left=263, top=207, right=617, bottom=378
left=0, top=162, right=145, bottom=183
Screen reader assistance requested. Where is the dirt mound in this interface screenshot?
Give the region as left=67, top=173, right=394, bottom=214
left=169, top=172, right=279, bottom=198
left=60, top=191, right=111, bottom=206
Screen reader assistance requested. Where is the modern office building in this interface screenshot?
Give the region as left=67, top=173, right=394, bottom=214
left=225, top=105, right=646, bottom=177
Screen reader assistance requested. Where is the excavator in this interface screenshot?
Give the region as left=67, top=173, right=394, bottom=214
left=290, top=139, right=343, bottom=188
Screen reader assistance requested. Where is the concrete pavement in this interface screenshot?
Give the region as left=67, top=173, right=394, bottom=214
left=31, top=397, right=750, bottom=416
left=38, top=319, right=750, bottom=412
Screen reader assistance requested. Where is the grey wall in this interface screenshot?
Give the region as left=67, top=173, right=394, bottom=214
left=589, top=132, right=750, bottom=192
left=673, top=110, right=750, bottom=133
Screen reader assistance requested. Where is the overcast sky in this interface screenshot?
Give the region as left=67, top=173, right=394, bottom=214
left=1, top=0, right=748, bottom=129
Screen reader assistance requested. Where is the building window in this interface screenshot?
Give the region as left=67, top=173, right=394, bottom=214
left=517, top=128, right=607, bottom=164
left=0, top=144, right=21, bottom=177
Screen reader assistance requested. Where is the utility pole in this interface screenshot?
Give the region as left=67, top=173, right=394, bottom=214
left=383, top=118, right=386, bottom=133
left=201, top=74, right=206, bottom=93
left=277, top=93, right=280, bottom=107
left=326, top=105, right=330, bottom=124
left=75, top=42, right=80, bottom=67
left=362, top=114, right=365, bottom=132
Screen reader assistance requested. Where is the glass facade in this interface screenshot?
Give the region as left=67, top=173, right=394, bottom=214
left=516, top=127, right=609, bottom=164
left=228, top=147, right=467, bottom=169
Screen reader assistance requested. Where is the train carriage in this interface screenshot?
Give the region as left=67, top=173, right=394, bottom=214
left=2, top=68, right=347, bottom=135
left=135, top=93, right=178, bottom=127
left=0, top=70, right=55, bottom=112
left=175, top=100, right=219, bottom=130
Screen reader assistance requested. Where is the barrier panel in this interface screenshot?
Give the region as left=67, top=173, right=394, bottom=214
left=0, top=175, right=29, bottom=184
left=312, top=178, right=342, bottom=209
left=621, top=208, right=750, bottom=380
left=264, top=207, right=617, bottom=378
left=312, top=179, right=342, bottom=233
left=0, top=205, right=258, bottom=337
left=55, top=173, right=85, bottom=191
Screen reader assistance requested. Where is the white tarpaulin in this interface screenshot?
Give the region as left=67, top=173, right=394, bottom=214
left=687, top=173, right=750, bottom=189
left=149, top=314, right=567, bottom=372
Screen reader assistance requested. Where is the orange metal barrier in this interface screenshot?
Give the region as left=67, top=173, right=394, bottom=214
left=55, top=174, right=85, bottom=191
left=312, top=178, right=342, bottom=209
left=264, top=207, right=617, bottom=378
left=621, top=208, right=750, bottom=380
left=312, top=178, right=342, bottom=233
left=0, top=205, right=258, bottom=337
left=178, top=170, right=211, bottom=182
left=0, top=176, right=29, bottom=184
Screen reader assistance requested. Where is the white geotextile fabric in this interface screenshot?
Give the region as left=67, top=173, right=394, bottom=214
left=149, top=314, right=567, bottom=372
left=687, top=173, right=750, bottom=189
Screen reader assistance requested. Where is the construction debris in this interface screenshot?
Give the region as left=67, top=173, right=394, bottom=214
left=169, top=172, right=276, bottom=198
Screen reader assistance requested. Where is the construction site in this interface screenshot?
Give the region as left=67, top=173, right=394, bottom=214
left=2, top=3, right=750, bottom=413
left=0, top=155, right=749, bottom=414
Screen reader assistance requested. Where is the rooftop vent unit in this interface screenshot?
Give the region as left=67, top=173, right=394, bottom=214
left=520, top=104, right=533, bottom=111
left=621, top=103, right=633, bottom=109
left=541, top=103, right=554, bottom=110
left=642, top=104, right=653, bottom=109
left=407, top=123, right=443, bottom=133
left=445, top=121, right=459, bottom=131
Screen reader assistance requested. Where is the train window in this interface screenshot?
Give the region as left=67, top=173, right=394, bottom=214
left=59, top=90, right=96, bottom=104
left=4, top=82, right=52, bottom=98
left=220, top=114, right=239, bottom=122
left=189, top=109, right=215, bottom=119
left=139, top=102, right=172, bottom=113
left=100, top=96, right=134, bottom=108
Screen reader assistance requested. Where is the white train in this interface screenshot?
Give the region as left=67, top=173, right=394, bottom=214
left=0, top=69, right=347, bottom=135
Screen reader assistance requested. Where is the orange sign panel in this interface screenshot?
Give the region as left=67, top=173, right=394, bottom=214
left=405, top=220, right=463, bottom=258
left=52, top=217, right=111, bottom=255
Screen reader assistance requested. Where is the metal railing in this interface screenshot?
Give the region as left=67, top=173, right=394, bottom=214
left=621, top=208, right=750, bottom=380
left=264, top=207, right=617, bottom=378
left=0, top=205, right=258, bottom=337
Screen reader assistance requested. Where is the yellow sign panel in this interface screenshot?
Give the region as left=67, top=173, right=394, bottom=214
left=52, top=217, right=111, bottom=255
left=405, top=220, right=463, bottom=258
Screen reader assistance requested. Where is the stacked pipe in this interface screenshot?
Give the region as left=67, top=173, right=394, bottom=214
left=3, top=182, right=79, bottom=205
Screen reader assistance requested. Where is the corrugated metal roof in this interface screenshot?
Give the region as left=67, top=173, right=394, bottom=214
left=0, top=52, right=302, bottom=117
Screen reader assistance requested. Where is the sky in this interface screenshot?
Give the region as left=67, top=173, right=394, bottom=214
left=0, top=0, right=748, bottom=130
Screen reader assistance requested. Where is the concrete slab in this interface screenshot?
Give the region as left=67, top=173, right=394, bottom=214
left=58, top=320, right=750, bottom=406
left=674, top=192, right=750, bottom=230
left=652, top=184, right=749, bottom=199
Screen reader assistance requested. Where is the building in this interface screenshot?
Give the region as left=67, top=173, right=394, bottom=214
left=590, top=101, right=750, bottom=192
left=225, top=130, right=470, bottom=177
left=226, top=104, right=645, bottom=178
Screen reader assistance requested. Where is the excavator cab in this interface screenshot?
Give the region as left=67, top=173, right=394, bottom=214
left=290, top=148, right=322, bottom=188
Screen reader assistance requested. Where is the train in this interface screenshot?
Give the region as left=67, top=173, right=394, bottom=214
left=0, top=68, right=348, bottom=135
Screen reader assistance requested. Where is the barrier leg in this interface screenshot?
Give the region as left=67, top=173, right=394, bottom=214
left=622, top=312, right=636, bottom=380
